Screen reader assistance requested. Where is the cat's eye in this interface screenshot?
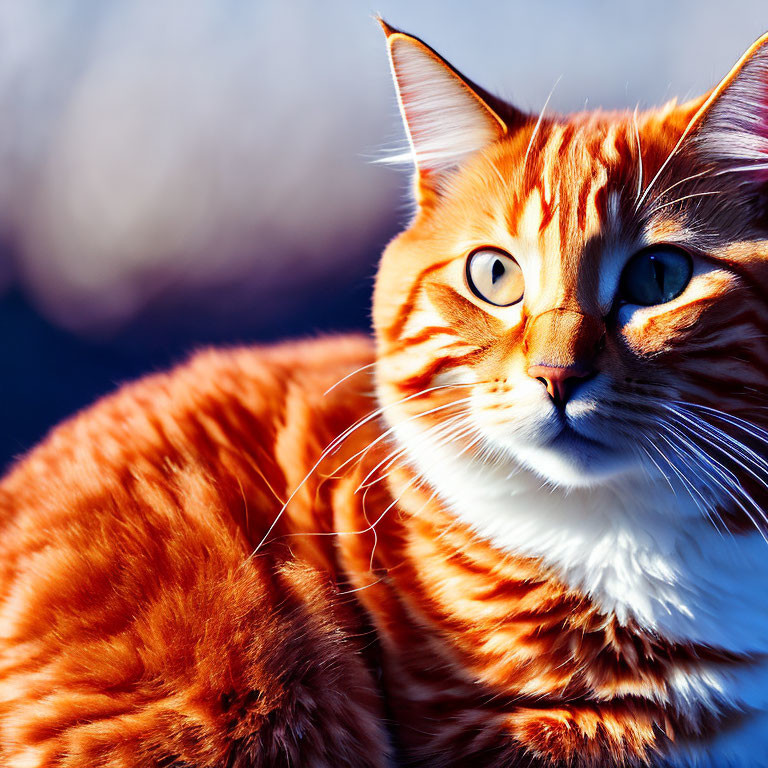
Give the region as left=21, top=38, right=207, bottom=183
left=618, top=245, right=693, bottom=306
left=465, top=248, right=524, bottom=307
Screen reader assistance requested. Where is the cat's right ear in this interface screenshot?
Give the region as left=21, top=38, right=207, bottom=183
left=379, top=19, right=514, bottom=205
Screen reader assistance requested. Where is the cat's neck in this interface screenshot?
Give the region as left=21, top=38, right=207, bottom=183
left=393, top=421, right=768, bottom=654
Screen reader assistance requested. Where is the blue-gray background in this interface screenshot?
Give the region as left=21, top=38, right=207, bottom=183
left=2, top=0, right=766, bottom=471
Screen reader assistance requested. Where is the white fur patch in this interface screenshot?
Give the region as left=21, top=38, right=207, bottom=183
left=387, top=397, right=768, bottom=764
left=395, top=413, right=768, bottom=647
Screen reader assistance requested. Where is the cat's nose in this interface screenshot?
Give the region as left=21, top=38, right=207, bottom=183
left=527, top=364, right=593, bottom=408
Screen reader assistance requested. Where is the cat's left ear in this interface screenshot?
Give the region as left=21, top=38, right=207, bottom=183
left=678, top=32, right=768, bottom=176
left=379, top=20, right=517, bottom=204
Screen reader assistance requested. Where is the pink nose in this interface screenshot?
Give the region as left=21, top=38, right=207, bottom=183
left=527, top=364, right=593, bottom=408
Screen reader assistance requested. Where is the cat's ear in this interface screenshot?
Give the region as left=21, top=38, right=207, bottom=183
left=678, top=32, right=768, bottom=177
left=379, top=19, right=513, bottom=203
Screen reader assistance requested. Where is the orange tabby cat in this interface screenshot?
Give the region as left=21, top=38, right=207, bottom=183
left=2, top=20, right=768, bottom=767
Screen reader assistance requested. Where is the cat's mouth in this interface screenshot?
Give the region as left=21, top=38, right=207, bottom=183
left=464, top=388, right=641, bottom=485
left=510, top=415, right=638, bottom=486
left=547, top=422, right=608, bottom=453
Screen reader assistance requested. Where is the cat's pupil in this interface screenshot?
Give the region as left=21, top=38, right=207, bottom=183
left=491, top=259, right=505, bottom=284
left=652, top=256, right=665, bottom=291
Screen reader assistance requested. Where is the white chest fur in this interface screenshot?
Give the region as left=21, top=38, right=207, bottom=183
left=393, top=418, right=768, bottom=766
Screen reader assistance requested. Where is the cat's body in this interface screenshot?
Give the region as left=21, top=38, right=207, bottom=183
left=0, top=337, right=390, bottom=767
left=3, top=20, right=768, bottom=768
left=3, top=335, right=767, bottom=768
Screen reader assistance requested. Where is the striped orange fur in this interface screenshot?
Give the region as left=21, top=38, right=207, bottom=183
left=3, top=21, right=768, bottom=768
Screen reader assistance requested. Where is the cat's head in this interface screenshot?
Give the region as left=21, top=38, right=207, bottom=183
left=373, top=22, right=768, bottom=518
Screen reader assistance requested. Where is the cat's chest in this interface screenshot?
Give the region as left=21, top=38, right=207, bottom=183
left=386, top=496, right=766, bottom=703
left=451, top=484, right=768, bottom=657
left=357, top=499, right=767, bottom=766
left=395, top=425, right=768, bottom=653
left=364, top=448, right=768, bottom=765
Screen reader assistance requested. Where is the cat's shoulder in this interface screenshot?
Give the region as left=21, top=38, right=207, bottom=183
left=132, top=332, right=376, bottom=412
left=0, top=333, right=376, bottom=500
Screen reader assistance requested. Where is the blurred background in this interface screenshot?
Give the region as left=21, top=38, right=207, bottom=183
left=1, top=0, right=767, bottom=471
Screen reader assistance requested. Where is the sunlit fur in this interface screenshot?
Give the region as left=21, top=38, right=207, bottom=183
left=373, top=23, right=768, bottom=767
left=2, top=23, right=768, bottom=768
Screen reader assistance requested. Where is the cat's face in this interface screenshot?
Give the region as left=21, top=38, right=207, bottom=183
left=374, top=24, right=768, bottom=511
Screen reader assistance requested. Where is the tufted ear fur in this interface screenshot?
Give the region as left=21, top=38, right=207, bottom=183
left=651, top=31, right=768, bottom=195
left=379, top=19, right=514, bottom=205
left=685, top=32, right=768, bottom=176
left=638, top=32, right=768, bottom=243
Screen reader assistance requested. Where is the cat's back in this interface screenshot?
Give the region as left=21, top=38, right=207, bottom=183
left=0, top=334, right=389, bottom=768
left=0, top=333, right=378, bottom=573
left=0, top=333, right=375, bottom=525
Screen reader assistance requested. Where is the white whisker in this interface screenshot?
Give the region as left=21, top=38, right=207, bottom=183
left=646, top=190, right=723, bottom=217
left=523, top=76, right=561, bottom=177
left=651, top=431, right=720, bottom=529
left=650, top=169, right=712, bottom=202
left=658, top=422, right=744, bottom=537
left=632, top=106, right=644, bottom=202
left=659, top=408, right=768, bottom=540
left=637, top=441, right=677, bottom=494
left=669, top=403, right=768, bottom=477
left=248, top=383, right=474, bottom=556
left=322, top=362, right=377, bottom=397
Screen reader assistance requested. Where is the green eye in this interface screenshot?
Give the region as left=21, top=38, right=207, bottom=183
left=619, top=246, right=693, bottom=306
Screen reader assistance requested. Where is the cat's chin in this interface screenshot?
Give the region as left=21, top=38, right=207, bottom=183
left=508, top=427, right=640, bottom=488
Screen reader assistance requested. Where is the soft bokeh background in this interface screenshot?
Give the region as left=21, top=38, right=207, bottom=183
left=1, top=0, right=766, bottom=470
